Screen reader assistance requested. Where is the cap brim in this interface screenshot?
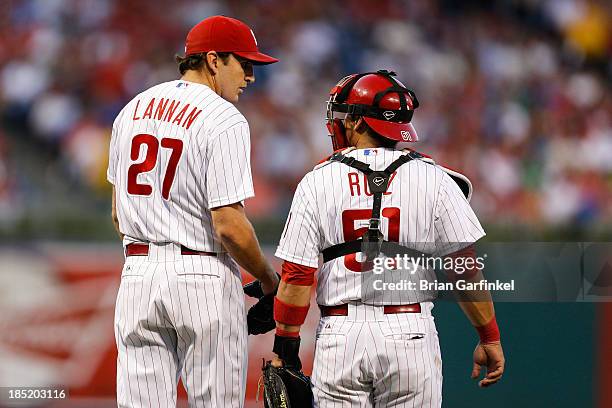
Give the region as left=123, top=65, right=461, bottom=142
left=233, top=51, right=279, bottom=65
left=363, top=117, right=418, bottom=142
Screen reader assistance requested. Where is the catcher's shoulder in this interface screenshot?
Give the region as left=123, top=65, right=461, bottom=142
left=404, top=148, right=473, bottom=201
left=312, top=147, right=356, bottom=171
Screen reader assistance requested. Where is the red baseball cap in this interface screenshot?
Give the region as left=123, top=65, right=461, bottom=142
left=184, top=16, right=278, bottom=65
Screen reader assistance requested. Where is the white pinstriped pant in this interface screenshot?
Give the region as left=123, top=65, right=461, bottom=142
left=114, top=243, right=247, bottom=408
left=312, top=302, right=442, bottom=408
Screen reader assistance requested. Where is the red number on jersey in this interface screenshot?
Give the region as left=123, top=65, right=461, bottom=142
left=127, top=134, right=158, bottom=196
left=159, top=138, right=183, bottom=199
left=127, top=134, right=184, bottom=200
left=341, top=207, right=401, bottom=272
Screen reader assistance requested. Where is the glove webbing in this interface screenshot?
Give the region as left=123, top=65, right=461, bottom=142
left=322, top=150, right=423, bottom=263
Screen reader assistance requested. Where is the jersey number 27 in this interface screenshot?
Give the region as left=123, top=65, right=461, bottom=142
left=127, top=134, right=183, bottom=200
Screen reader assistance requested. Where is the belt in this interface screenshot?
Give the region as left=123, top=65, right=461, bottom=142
left=319, top=303, right=421, bottom=317
left=125, top=243, right=216, bottom=257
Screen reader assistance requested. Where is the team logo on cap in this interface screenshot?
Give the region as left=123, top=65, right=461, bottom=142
left=383, top=111, right=396, bottom=120
left=401, top=130, right=411, bottom=141
left=250, top=29, right=258, bottom=46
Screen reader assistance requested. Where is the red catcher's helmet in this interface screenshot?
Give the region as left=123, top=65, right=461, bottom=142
left=326, top=70, right=419, bottom=150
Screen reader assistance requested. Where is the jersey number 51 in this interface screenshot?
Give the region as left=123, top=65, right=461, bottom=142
left=342, top=208, right=400, bottom=272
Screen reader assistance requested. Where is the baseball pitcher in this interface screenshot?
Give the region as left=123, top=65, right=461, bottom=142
left=268, top=71, right=505, bottom=407
left=107, top=16, right=279, bottom=408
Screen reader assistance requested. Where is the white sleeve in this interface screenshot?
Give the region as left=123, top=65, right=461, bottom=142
left=275, top=175, right=320, bottom=268
left=106, top=117, right=120, bottom=185
left=434, top=173, right=486, bottom=256
left=206, top=121, right=255, bottom=208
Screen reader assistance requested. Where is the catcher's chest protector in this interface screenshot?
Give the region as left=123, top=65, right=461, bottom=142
left=320, top=148, right=473, bottom=263
left=321, top=149, right=421, bottom=263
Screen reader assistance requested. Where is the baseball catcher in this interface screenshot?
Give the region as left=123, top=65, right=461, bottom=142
left=266, top=70, right=505, bottom=407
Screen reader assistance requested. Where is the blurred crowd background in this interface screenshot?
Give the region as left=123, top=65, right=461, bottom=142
left=0, top=0, right=610, bottom=241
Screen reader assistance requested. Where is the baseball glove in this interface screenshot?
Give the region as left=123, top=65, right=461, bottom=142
left=247, top=293, right=276, bottom=335
left=244, top=274, right=280, bottom=335
left=243, top=273, right=281, bottom=299
left=243, top=279, right=266, bottom=299
left=259, top=362, right=314, bottom=408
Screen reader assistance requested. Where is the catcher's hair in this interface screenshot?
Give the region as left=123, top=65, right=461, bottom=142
left=175, top=52, right=231, bottom=75
left=348, top=114, right=397, bottom=148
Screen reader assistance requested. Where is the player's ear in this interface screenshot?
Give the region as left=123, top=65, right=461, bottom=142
left=205, top=51, right=220, bottom=75
left=343, top=116, right=356, bottom=146
left=353, top=116, right=366, bottom=132
left=344, top=115, right=355, bottom=130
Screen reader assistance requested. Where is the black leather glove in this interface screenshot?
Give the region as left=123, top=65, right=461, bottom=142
left=247, top=293, right=276, bottom=335
left=261, top=360, right=313, bottom=408
left=243, top=273, right=281, bottom=299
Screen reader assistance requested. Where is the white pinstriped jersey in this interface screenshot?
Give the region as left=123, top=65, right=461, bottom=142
left=275, top=148, right=485, bottom=306
left=107, top=80, right=254, bottom=252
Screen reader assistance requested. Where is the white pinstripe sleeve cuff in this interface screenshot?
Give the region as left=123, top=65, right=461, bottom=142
left=274, top=249, right=319, bottom=268
left=208, top=191, right=255, bottom=209
left=436, top=231, right=487, bottom=256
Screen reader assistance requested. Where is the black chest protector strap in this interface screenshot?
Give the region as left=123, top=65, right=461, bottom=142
left=322, top=150, right=423, bottom=263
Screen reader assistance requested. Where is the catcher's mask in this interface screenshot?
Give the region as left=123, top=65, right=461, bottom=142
left=326, top=70, right=419, bottom=150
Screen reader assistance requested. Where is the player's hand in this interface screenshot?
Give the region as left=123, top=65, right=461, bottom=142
left=243, top=273, right=280, bottom=298
left=273, top=335, right=302, bottom=370
left=270, top=355, right=284, bottom=368
left=471, top=341, right=505, bottom=387
left=261, top=272, right=280, bottom=296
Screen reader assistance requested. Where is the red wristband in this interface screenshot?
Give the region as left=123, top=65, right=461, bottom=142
left=475, top=316, right=500, bottom=343
left=276, top=328, right=300, bottom=338
left=274, top=297, right=309, bottom=326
